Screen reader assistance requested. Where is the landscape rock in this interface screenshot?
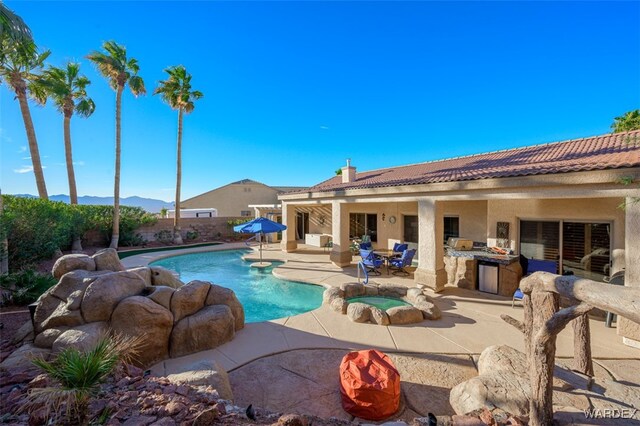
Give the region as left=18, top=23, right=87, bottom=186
left=364, top=285, right=379, bottom=296
left=66, top=289, right=84, bottom=310
left=322, top=287, right=344, bottom=305
left=406, top=287, right=423, bottom=301
left=205, top=283, right=245, bottom=330
left=192, top=408, right=219, bottom=426
left=377, top=284, right=408, bottom=298
left=50, top=269, right=109, bottom=301
left=171, top=280, right=210, bottom=322
left=450, top=369, right=530, bottom=416
left=34, top=327, right=68, bottom=349
left=92, top=248, right=125, bottom=272
left=82, top=271, right=147, bottom=322
left=52, top=322, right=108, bottom=353
left=170, top=304, right=234, bottom=358
left=340, top=282, right=365, bottom=298
left=166, top=360, right=233, bottom=400
left=387, top=305, right=424, bottom=325
left=370, top=306, right=390, bottom=325
left=40, top=303, right=84, bottom=330
left=52, top=254, right=96, bottom=279
left=12, top=320, right=34, bottom=344
left=277, top=414, right=309, bottom=426
left=477, top=345, right=527, bottom=376
left=0, top=344, right=50, bottom=373
left=346, top=302, right=371, bottom=323
left=128, top=266, right=152, bottom=286
left=147, top=286, right=175, bottom=310
left=150, top=266, right=183, bottom=289
left=111, top=296, right=173, bottom=367
left=330, top=297, right=348, bottom=314
left=414, top=300, right=442, bottom=320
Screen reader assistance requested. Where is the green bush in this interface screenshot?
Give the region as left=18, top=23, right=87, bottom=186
left=0, top=195, right=157, bottom=271
left=0, top=270, right=57, bottom=306
left=185, top=230, right=199, bottom=241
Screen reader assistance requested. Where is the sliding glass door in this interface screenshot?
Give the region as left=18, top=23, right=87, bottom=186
left=519, top=220, right=611, bottom=281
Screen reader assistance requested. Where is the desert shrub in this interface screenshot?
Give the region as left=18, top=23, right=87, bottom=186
left=0, top=269, right=57, bottom=306
left=25, top=333, right=143, bottom=425
left=154, top=229, right=173, bottom=244
left=185, top=230, right=199, bottom=241
left=1, top=196, right=73, bottom=270
left=0, top=196, right=157, bottom=271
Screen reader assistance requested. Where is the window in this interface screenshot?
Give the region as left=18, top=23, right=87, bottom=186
left=240, top=210, right=252, bottom=217
left=243, top=187, right=251, bottom=192
left=196, top=212, right=212, bottom=218
left=349, top=213, right=377, bottom=242
left=444, top=216, right=460, bottom=243
left=519, top=220, right=611, bottom=281
left=404, top=215, right=418, bottom=243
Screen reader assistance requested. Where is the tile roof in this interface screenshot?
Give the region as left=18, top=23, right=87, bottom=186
left=301, top=131, right=640, bottom=193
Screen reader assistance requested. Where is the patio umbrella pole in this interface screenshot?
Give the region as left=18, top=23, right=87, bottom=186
left=260, top=232, right=263, bottom=264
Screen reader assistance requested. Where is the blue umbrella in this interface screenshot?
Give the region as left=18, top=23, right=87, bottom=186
left=234, top=217, right=287, bottom=264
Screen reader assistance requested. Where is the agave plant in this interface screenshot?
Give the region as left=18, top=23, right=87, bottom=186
left=24, top=333, right=143, bottom=425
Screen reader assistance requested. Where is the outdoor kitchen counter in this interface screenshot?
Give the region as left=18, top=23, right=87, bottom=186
left=444, top=249, right=522, bottom=296
left=445, top=248, right=519, bottom=265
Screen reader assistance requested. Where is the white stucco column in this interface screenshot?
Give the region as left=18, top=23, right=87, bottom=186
left=618, top=197, right=640, bottom=349
left=280, top=202, right=297, bottom=252
left=330, top=200, right=352, bottom=267
left=414, top=198, right=447, bottom=292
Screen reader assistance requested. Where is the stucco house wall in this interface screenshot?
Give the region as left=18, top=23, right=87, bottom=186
left=182, top=181, right=280, bottom=217
left=486, top=197, right=626, bottom=273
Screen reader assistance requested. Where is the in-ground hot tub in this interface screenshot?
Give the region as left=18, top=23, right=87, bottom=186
left=323, top=282, right=442, bottom=325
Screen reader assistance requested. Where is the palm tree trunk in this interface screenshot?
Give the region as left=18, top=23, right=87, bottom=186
left=110, top=85, right=124, bottom=249
left=16, top=90, right=48, bottom=200
left=173, top=109, right=184, bottom=245
left=63, top=113, right=78, bottom=204
left=0, top=190, right=8, bottom=274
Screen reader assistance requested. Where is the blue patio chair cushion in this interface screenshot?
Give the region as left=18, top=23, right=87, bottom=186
left=513, top=288, right=524, bottom=300
left=393, top=243, right=408, bottom=253
left=526, top=259, right=557, bottom=275
left=360, top=249, right=383, bottom=268
left=389, top=249, right=416, bottom=268
left=360, top=241, right=372, bottom=250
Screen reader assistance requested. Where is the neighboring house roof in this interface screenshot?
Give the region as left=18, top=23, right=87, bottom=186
left=272, top=186, right=308, bottom=193
left=300, top=130, right=640, bottom=193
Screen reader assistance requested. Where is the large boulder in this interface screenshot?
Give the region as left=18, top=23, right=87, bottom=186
left=166, top=360, right=233, bottom=401
left=478, top=345, right=527, bottom=376
left=346, top=302, right=371, bottom=323
left=205, top=284, right=245, bottom=330
left=150, top=266, right=183, bottom=289
left=414, top=300, right=442, bottom=321
left=40, top=303, right=84, bottom=330
left=369, top=306, right=390, bottom=325
left=52, top=322, right=108, bottom=353
left=128, top=266, right=152, bottom=286
left=82, top=271, right=147, bottom=323
left=387, top=305, right=424, bottom=325
left=340, top=283, right=365, bottom=299
left=92, top=248, right=125, bottom=272
left=170, top=305, right=234, bottom=358
left=34, top=327, right=68, bottom=349
left=52, top=254, right=96, bottom=279
left=377, top=284, right=408, bottom=298
left=322, top=287, right=344, bottom=305
left=147, top=286, right=175, bottom=310
left=0, top=344, right=51, bottom=374
left=171, top=281, right=210, bottom=322
left=111, top=296, right=173, bottom=367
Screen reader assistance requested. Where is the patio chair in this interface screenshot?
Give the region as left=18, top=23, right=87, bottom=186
left=391, top=243, right=408, bottom=258
left=388, top=249, right=416, bottom=276
left=512, top=258, right=558, bottom=307
left=360, top=249, right=383, bottom=275
left=359, top=241, right=372, bottom=250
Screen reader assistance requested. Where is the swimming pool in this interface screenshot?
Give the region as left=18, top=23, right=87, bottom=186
left=150, top=250, right=324, bottom=323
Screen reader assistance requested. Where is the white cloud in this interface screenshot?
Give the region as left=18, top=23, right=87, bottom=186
left=320, top=125, right=329, bottom=130
left=22, top=156, right=31, bottom=160
left=74, top=161, right=85, bottom=166
left=14, top=166, right=34, bottom=174
left=18, top=146, right=27, bottom=153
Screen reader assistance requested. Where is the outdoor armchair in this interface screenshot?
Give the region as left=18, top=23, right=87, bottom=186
left=360, top=249, right=383, bottom=275
left=388, top=249, right=416, bottom=276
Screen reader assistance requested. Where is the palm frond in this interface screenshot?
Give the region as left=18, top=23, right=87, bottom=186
left=75, top=97, right=95, bottom=117
left=0, top=3, right=33, bottom=45
left=128, top=74, right=146, bottom=96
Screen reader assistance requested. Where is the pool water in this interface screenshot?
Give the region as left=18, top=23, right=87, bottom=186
left=347, top=296, right=410, bottom=310
left=150, top=250, right=324, bottom=323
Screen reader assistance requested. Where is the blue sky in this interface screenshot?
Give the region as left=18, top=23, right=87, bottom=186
left=2, top=1, right=639, bottom=201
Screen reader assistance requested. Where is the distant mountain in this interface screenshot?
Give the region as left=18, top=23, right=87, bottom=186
left=13, top=194, right=173, bottom=213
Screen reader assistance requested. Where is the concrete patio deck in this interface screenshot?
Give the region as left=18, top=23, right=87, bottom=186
left=121, top=243, right=639, bottom=377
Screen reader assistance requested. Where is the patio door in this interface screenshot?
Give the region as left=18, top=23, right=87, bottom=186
left=296, top=212, right=309, bottom=240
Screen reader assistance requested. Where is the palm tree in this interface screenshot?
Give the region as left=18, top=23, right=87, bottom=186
left=153, top=65, right=203, bottom=245
left=34, top=62, right=95, bottom=205
left=87, top=41, right=145, bottom=248
left=0, top=3, right=32, bottom=45
left=611, top=109, right=640, bottom=133
left=0, top=38, right=50, bottom=199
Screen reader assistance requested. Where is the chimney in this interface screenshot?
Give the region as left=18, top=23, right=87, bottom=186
left=341, top=158, right=356, bottom=183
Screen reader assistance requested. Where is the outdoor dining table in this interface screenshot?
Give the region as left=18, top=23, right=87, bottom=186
left=373, top=249, right=402, bottom=274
